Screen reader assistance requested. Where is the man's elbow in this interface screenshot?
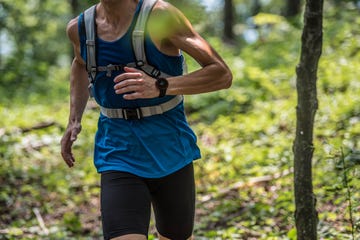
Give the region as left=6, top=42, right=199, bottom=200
left=219, top=65, right=233, bottom=89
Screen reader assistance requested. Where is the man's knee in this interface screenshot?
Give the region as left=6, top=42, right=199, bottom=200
left=158, top=233, right=193, bottom=240
left=110, top=234, right=147, bottom=240
left=156, top=221, right=193, bottom=240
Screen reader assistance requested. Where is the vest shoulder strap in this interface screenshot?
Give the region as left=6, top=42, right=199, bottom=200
left=83, top=5, right=97, bottom=82
left=83, top=0, right=175, bottom=80
left=132, top=0, right=158, bottom=64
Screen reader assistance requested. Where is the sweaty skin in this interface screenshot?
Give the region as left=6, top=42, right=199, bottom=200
left=61, top=0, right=232, bottom=168
left=60, top=1, right=232, bottom=239
left=113, top=1, right=232, bottom=99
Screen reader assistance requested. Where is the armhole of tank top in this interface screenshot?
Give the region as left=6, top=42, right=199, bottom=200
left=78, top=13, right=86, bottom=62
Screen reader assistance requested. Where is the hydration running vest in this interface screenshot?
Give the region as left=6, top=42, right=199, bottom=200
left=82, top=0, right=185, bottom=120
left=83, top=0, right=178, bottom=92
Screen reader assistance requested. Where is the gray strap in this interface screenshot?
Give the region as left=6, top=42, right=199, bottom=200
left=133, top=0, right=158, bottom=64
left=83, top=0, right=177, bottom=96
left=132, top=0, right=185, bottom=78
left=84, top=5, right=97, bottom=82
left=97, top=64, right=125, bottom=77
left=182, top=54, right=188, bottom=74
left=100, top=95, right=183, bottom=119
left=138, top=63, right=171, bottom=78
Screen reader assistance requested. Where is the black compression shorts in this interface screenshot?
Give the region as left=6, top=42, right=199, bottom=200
left=100, top=163, right=195, bottom=240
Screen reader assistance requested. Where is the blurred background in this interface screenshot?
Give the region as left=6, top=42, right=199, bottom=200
left=0, top=0, right=359, bottom=239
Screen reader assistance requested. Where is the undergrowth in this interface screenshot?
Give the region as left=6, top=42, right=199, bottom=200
left=1, top=5, right=360, bottom=240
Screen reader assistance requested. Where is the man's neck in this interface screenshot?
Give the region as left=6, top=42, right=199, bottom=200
left=98, top=0, right=139, bottom=25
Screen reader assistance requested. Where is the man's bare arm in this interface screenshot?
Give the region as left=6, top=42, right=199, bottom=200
left=113, top=1, right=232, bottom=99
left=151, top=1, right=232, bottom=95
left=61, top=18, right=89, bottom=168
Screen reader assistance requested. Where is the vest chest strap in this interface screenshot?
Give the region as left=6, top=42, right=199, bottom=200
left=99, top=95, right=183, bottom=120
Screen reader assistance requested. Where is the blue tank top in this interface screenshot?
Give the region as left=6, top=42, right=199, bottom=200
left=78, top=1, right=201, bottom=178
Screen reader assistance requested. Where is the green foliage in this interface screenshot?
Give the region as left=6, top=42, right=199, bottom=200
left=0, top=0, right=72, bottom=103
left=187, top=2, right=360, bottom=238
left=167, top=0, right=206, bottom=24
left=63, top=212, right=82, bottom=234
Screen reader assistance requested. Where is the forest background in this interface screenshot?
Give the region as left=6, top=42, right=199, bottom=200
left=0, top=0, right=359, bottom=239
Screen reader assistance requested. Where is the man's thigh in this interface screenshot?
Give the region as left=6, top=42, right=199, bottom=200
left=149, top=163, right=196, bottom=240
left=101, top=171, right=152, bottom=240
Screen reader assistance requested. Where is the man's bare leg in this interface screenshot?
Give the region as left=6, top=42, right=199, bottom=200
left=111, top=234, right=147, bottom=240
left=158, top=234, right=193, bottom=240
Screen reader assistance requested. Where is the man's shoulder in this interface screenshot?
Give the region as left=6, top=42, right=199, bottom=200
left=150, top=1, right=185, bottom=26
left=152, top=0, right=179, bottom=15
left=67, top=17, right=79, bottom=33
left=66, top=16, right=80, bottom=43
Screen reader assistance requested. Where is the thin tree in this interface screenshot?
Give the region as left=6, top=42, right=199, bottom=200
left=223, top=0, right=235, bottom=41
left=286, top=0, right=302, bottom=17
left=293, top=0, right=323, bottom=239
left=69, top=0, right=80, bottom=17
left=251, top=0, right=261, bottom=16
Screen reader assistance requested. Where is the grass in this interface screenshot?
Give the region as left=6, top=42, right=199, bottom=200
left=1, top=7, right=360, bottom=239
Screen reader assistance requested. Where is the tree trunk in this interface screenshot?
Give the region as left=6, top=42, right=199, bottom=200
left=286, top=0, right=302, bottom=17
left=293, top=0, right=323, bottom=239
left=223, top=0, right=235, bottom=41
left=251, top=0, right=261, bottom=16
left=69, top=0, right=80, bottom=17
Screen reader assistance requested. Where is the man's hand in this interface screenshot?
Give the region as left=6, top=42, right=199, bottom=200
left=113, top=67, right=160, bottom=99
left=60, top=122, right=82, bottom=168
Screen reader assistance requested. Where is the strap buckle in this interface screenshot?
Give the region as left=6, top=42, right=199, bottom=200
left=136, top=60, right=145, bottom=67
left=122, top=108, right=142, bottom=120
